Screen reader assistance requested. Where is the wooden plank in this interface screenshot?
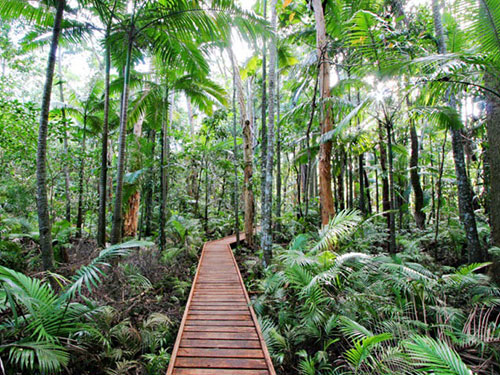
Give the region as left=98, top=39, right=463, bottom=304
left=182, top=331, right=259, bottom=340
left=187, top=314, right=251, bottom=321
left=188, top=310, right=250, bottom=315
left=177, top=348, right=264, bottom=358
left=173, top=370, right=269, bottom=375
left=180, top=339, right=261, bottom=349
left=175, top=357, right=267, bottom=369
left=191, top=296, right=247, bottom=301
left=184, top=326, right=256, bottom=333
left=185, top=319, right=254, bottom=326
left=189, top=306, right=249, bottom=311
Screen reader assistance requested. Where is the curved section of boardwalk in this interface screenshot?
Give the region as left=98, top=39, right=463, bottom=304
left=167, top=234, right=276, bottom=375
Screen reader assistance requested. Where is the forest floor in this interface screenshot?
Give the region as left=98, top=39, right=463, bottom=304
left=55, top=238, right=199, bottom=374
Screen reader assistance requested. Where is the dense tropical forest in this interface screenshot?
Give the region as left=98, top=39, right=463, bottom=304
left=0, top=0, right=499, bottom=373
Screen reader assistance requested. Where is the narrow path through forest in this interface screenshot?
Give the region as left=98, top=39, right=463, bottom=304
left=166, top=234, right=276, bottom=375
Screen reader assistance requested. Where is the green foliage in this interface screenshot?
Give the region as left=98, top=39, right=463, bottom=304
left=252, top=214, right=499, bottom=375
left=312, top=209, right=362, bottom=253
left=0, top=240, right=152, bottom=373
left=0, top=240, right=25, bottom=271
left=405, top=335, right=472, bottom=375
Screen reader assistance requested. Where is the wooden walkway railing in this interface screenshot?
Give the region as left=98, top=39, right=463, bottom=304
left=166, top=234, right=276, bottom=375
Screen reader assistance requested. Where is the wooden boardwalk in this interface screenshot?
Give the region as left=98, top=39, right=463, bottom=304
left=166, top=234, right=276, bottom=375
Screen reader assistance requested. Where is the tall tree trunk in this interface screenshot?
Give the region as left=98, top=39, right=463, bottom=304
left=142, top=130, right=156, bottom=237
left=348, top=155, right=354, bottom=209
left=260, top=0, right=268, bottom=229
left=374, top=153, right=379, bottom=213
left=410, top=121, right=426, bottom=229
left=386, top=119, right=396, bottom=253
left=123, top=114, right=145, bottom=237
left=304, top=70, right=320, bottom=216
left=217, top=170, right=227, bottom=215
left=359, top=153, right=366, bottom=215
left=187, top=95, right=195, bottom=136
left=275, top=72, right=282, bottom=234
left=450, top=125, right=482, bottom=262
left=159, top=88, right=170, bottom=251
left=111, top=24, right=134, bottom=244
left=229, top=47, right=254, bottom=247
left=97, top=26, right=111, bottom=247
left=204, top=159, right=210, bottom=235
left=337, top=150, right=345, bottom=210
left=261, top=0, right=277, bottom=266
left=57, top=49, right=71, bottom=223
left=76, top=114, right=87, bottom=237
left=432, top=0, right=482, bottom=262
left=364, top=168, right=372, bottom=214
left=36, top=0, right=65, bottom=271
left=486, top=73, right=500, bottom=278
left=378, top=120, right=392, bottom=251
left=312, top=0, right=335, bottom=225
left=232, top=74, right=240, bottom=245
left=434, top=130, right=447, bottom=241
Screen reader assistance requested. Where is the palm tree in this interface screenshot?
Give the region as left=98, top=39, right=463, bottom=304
left=109, top=0, right=265, bottom=243
left=0, top=0, right=104, bottom=268
left=5, top=0, right=69, bottom=271
left=95, top=0, right=122, bottom=247
left=431, top=0, right=482, bottom=263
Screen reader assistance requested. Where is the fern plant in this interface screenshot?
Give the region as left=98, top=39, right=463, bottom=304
left=0, top=240, right=152, bottom=373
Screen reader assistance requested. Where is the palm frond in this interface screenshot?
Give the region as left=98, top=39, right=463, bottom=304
left=64, top=240, right=153, bottom=298
left=405, top=335, right=472, bottom=375
left=7, top=341, right=69, bottom=373
left=312, top=209, right=362, bottom=253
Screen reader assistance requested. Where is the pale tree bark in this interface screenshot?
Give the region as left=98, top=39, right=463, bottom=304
left=159, top=88, right=171, bottom=251
left=386, top=118, right=396, bottom=253
left=432, top=0, right=482, bottom=262
left=260, top=0, right=268, bottom=229
left=187, top=94, right=195, bottom=136
left=232, top=73, right=240, bottom=245
left=312, top=0, right=335, bottom=226
left=228, top=47, right=254, bottom=247
left=261, top=0, right=277, bottom=266
left=143, top=129, right=156, bottom=237
left=76, top=113, right=87, bottom=237
left=111, top=23, right=134, bottom=244
left=123, top=113, right=145, bottom=237
left=57, top=49, right=71, bottom=223
left=36, top=0, right=65, bottom=271
left=275, top=72, right=282, bottom=233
